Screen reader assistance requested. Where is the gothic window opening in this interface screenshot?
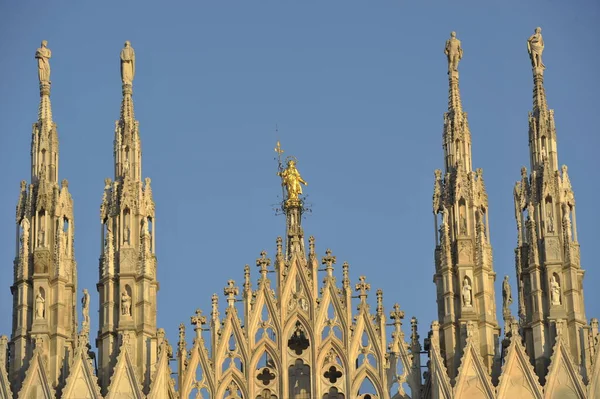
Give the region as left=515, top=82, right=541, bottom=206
left=190, top=386, right=210, bottom=399
left=257, top=367, right=276, bottom=387
left=62, top=217, right=70, bottom=254
left=323, top=387, right=344, bottom=399
left=356, top=331, right=377, bottom=368
left=288, top=321, right=310, bottom=355
left=289, top=359, right=311, bottom=399
left=324, top=365, right=342, bottom=383
left=257, top=388, right=277, bottom=399
left=222, top=334, right=244, bottom=373
left=522, top=207, right=529, bottom=244
left=321, top=303, right=342, bottom=341
left=255, top=305, right=276, bottom=343
left=357, top=377, right=378, bottom=398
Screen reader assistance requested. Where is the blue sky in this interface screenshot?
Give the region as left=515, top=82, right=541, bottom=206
left=0, top=1, right=598, bottom=361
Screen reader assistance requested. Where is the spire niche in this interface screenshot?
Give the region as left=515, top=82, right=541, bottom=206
left=97, top=41, right=159, bottom=394
left=514, top=27, right=589, bottom=382
left=9, top=40, right=78, bottom=393
left=432, top=32, right=501, bottom=381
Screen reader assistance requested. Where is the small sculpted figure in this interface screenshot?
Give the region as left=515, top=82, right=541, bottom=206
left=35, top=292, right=45, bottom=319
left=121, top=290, right=132, bottom=316
left=527, top=27, right=545, bottom=69
left=444, top=31, right=463, bottom=73
left=120, top=41, right=136, bottom=84
left=502, top=275, right=513, bottom=311
left=35, top=40, right=51, bottom=83
left=551, top=275, right=561, bottom=305
left=279, top=160, right=307, bottom=201
left=462, top=277, right=472, bottom=307
left=82, top=289, right=90, bottom=329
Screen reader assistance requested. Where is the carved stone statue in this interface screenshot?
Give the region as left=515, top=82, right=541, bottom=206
left=546, top=205, right=554, bottom=233
left=120, top=41, right=136, bottom=84
left=35, top=292, right=45, bottom=319
left=444, top=31, right=463, bottom=73
left=550, top=275, right=561, bottom=305
left=527, top=27, right=545, bottom=69
left=82, top=289, right=90, bottom=330
left=37, top=225, right=45, bottom=247
left=502, top=275, right=513, bottom=311
left=121, top=290, right=132, bottom=316
left=20, top=218, right=30, bottom=253
left=462, top=277, right=472, bottom=307
left=35, top=40, right=52, bottom=83
left=279, top=160, right=307, bottom=202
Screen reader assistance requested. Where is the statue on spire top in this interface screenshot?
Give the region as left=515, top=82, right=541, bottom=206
left=527, top=27, right=545, bottom=70
left=120, top=41, right=136, bottom=84
left=35, top=40, right=51, bottom=84
left=279, top=159, right=307, bottom=203
left=444, top=31, right=463, bottom=74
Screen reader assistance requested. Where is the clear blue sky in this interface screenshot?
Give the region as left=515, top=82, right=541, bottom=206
left=0, top=1, right=598, bottom=360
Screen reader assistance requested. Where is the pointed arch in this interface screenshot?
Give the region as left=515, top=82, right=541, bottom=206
left=496, top=335, right=542, bottom=399
left=250, top=342, right=282, bottom=373
left=17, top=349, right=55, bottom=399
left=352, top=368, right=383, bottom=398
left=181, top=339, right=216, bottom=399
left=317, top=337, right=348, bottom=372
left=217, top=368, right=249, bottom=399
left=544, top=338, right=586, bottom=399
left=453, top=340, right=494, bottom=399
left=284, top=312, right=316, bottom=348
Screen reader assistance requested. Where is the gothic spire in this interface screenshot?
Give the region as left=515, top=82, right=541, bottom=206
left=433, top=32, right=500, bottom=380
left=442, top=32, right=472, bottom=173
left=32, top=40, right=58, bottom=184
left=115, top=40, right=140, bottom=181
left=526, top=27, right=558, bottom=172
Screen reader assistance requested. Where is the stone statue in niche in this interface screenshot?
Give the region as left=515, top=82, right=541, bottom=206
left=502, top=275, right=513, bottom=312
left=82, top=289, right=90, bottom=330
left=462, top=277, right=472, bottom=307
left=444, top=31, right=463, bottom=73
left=35, top=292, right=45, bottom=319
left=546, top=205, right=554, bottom=233
left=460, top=211, right=467, bottom=235
left=550, top=275, right=561, bottom=305
left=527, top=27, right=545, bottom=69
left=121, top=290, right=132, bottom=316
left=20, top=218, right=30, bottom=253
left=38, top=225, right=45, bottom=247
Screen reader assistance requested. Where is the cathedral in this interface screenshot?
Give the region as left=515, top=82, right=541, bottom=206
left=0, top=28, right=598, bottom=399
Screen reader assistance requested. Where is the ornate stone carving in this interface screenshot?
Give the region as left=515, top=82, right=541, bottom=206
left=462, top=277, right=472, bottom=307
left=550, top=275, right=561, bottom=306
left=444, top=31, right=463, bottom=73
left=35, top=292, right=45, bottom=319
left=527, top=27, right=545, bottom=69
left=120, top=41, right=135, bottom=84
left=35, top=40, right=51, bottom=83
left=121, top=290, right=132, bottom=316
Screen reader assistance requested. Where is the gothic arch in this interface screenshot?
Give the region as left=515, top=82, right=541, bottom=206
left=351, top=369, right=382, bottom=398
left=284, top=313, right=315, bottom=348
left=317, top=339, right=348, bottom=372
left=250, top=342, right=281, bottom=373
left=217, top=369, right=249, bottom=399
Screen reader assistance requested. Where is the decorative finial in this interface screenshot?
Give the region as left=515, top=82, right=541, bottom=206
left=256, top=251, right=271, bottom=281
left=178, top=323, right=186, bottom=352
left=390, top=304, right=405, bottom=327
left=244, top=265, right=251, bottom=290
left=527, top=27, right=545, bottom=71
left=355, top=276, right=371, bottom=301
left=444, top=31, right=463, bottom=74
left=211, top=293, right=219, bottom=320
left=322, top=249, right=336, bottom=277
left=190, top=309, right=206, bottom=340
left=308, top=236, right=315, bottom=256
left=376, top=289, right=383, bottom=315
left=120, top=41, right=136, bottom=85
left=224, top=280, right=239, bottom=308
left=342, top=261, right=349, bottom=286
left=35, top=40, right=51, bottom=90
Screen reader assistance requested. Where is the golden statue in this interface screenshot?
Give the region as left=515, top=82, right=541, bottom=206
left=279, top=159, right=307, bottom=202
